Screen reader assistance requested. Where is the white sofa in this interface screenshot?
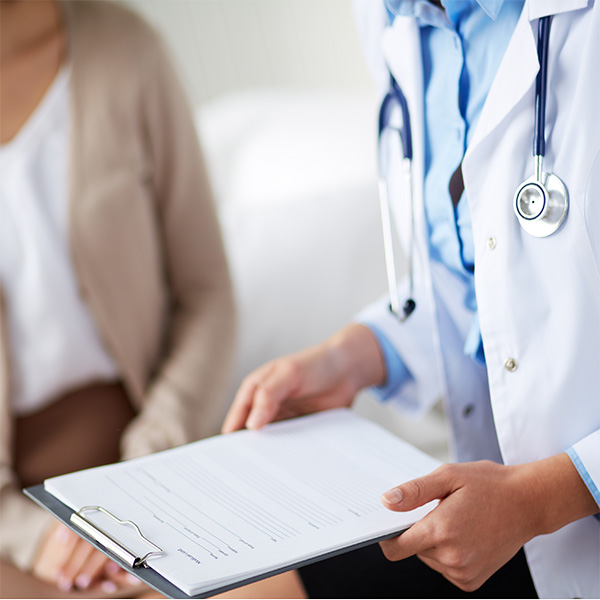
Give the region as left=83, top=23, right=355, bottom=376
left=197, top=91, right=449, bottom=461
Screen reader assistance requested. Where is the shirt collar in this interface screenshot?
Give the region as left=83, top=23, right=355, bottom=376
left=385, top=0, right=505, bottom=23
left=474, top=0, right=503, bottom=20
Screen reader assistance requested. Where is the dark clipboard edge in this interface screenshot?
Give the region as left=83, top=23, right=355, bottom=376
left=25, top=484, right=407, bottom=599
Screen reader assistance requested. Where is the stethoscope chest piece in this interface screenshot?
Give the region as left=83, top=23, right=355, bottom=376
left=513, top=171, right=568, bottom=237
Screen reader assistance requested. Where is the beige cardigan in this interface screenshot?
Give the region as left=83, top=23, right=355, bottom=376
left=0, top=1, right=236, bottom=570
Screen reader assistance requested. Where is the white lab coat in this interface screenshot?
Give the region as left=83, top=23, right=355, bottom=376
left=354, top=0, right=600, bottom=597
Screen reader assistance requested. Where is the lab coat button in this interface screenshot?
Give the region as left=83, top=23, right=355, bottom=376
left=462, top=404, right=474, bottom=418
left=487, top=236, right=496, bottom=250
left=504, top=358, right=518, bottom=372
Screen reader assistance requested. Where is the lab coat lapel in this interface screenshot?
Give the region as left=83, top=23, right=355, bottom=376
left=465, top=7, right=537, bottom=158
left=465, top=0, right=591, bottom=162
left=528, top=0, right=590, bottom=20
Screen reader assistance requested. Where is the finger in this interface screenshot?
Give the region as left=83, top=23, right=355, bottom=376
left=104, top=560, right=125, bottom=579
left=245, top=360, right=302, bottom=430
left=221, top=376, right=259, bottom=433
left=418, top=552, right=465, bottom=585
left=417, top=552, right=446, bottom=575
left=36, top=524, right=79, bottom=582
left=53, top=523, right=80, bottom=550
left=417, top=553, right=480, bottom=593
left=246, top=378, right=289, bottom=430
left=105, top=562, right=144, bottom=588
left=381, top=464, right=457, bottom=512
left=222, top=361, right=280, bottom=433
left=379, top=519, right=435, bottom=562
left=417, top=553, right=463, bottom=584
left=72, top=550, right=110, bottom=590
left=56, top=539, right=95, bottom=592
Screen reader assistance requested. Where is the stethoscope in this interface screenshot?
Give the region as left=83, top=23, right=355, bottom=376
left=513, top=16, right=568, bottom=237
left=377, top=15, right=568, bottom=322
left=377, top=74, right=416, bottom=321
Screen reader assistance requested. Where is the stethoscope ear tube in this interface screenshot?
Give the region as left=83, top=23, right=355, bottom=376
left=533, top=15, right=551, bottom=159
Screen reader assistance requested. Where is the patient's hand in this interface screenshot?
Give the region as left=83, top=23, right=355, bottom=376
left=33, top=522, right=143, bottom=593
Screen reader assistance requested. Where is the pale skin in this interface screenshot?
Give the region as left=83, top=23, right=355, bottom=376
left=222, top=323, right=598, bottom=593
left=1, top=1, right=142, bottom=593
left=32, top=523, right=143, bottom=594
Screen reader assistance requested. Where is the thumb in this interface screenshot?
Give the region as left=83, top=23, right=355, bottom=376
left=381, top=466, right=455, bottom=512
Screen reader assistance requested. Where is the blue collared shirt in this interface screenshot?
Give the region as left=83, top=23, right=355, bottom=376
left=370, top=0, right=524, bottom=399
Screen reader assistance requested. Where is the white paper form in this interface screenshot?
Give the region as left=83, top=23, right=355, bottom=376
left=44, top=409, right=441, bottom=596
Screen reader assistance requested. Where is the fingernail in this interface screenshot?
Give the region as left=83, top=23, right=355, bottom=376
left=106, top=562, right=120, bottom=575
left=101, top=581, right=118, bottom=593
left=246, top=409, right=267, bottom=430
left=75, top=574, right=91, bottom=589
left=58, top=576, right=73, bottom=591
left=127, top=573, right=139, bottom=585
left=56, top=526, right=71, bottom=543
left=382, top=488, right=403, bottom=505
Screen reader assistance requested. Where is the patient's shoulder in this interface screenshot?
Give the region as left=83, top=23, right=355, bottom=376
left=65, top=0, right=166, bottom=65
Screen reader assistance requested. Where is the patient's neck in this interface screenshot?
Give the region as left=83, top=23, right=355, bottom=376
left=0, top=0, right=65, bottom=144
left=0, top=0, right=61, bottom=61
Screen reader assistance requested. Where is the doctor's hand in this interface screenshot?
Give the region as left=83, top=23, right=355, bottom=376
left=222, top=324, right=385, bottom=433
left=379, top=454, right=598, bottom=592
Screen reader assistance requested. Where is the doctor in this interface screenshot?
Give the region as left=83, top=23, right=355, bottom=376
left=222, top=0, right=599, bottom=598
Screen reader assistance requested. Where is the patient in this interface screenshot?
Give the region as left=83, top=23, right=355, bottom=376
left=0, top=0, right=235, bottom=596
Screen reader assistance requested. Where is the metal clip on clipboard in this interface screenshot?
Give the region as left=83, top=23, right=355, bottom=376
left=70, top=506, right=164, bottom=568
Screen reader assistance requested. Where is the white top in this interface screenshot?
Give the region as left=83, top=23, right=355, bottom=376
left=0, top=66, right=119, bottom=416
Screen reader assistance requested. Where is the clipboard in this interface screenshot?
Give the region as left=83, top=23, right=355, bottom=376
left=24, top=483, right=405, bottom=599
left=25, top=485, right=192, bottom=599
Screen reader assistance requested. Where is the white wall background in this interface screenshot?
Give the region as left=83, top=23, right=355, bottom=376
left=119, top=0, right=449, bottom=460
left=121, top=0, right=374, bottom=105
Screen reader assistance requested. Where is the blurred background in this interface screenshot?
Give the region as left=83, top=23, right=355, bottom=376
left=120, top=0, right=449, bottom=461
left=122, top=0, right=373, bottom=104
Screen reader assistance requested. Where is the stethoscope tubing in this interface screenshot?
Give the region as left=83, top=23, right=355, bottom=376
left=377, top=74, right=415, bottom=321
left=534, top=16, right=551, bottom=159
left=378, top=76, right=413, bottom=161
